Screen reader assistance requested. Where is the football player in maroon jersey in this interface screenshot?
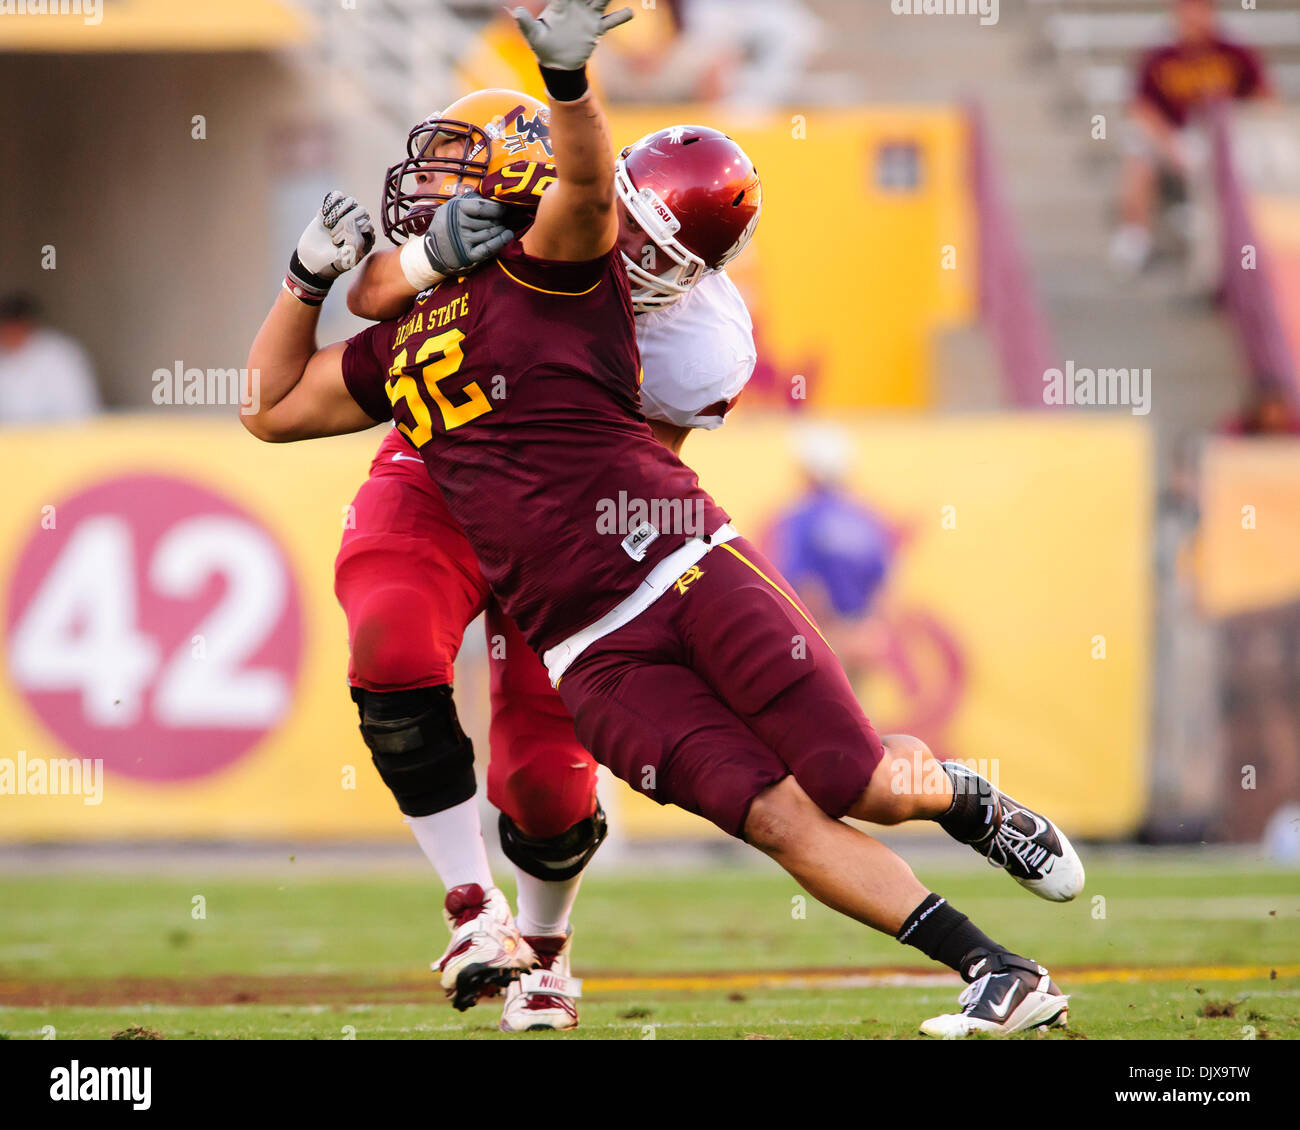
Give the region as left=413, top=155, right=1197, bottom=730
left=334, top=121, right=764, bottom=1033
left=243, top=0, right=1081, bottom=1037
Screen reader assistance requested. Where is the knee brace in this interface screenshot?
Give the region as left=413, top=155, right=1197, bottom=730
left=350, top=685, right=476, bottom=817
left=498, top=802, right=608, bottom=882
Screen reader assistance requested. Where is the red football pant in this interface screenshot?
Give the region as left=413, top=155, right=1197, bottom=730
left=484, top=600, right=598, bottom=838
left=335, top=429, right=597, bottom=836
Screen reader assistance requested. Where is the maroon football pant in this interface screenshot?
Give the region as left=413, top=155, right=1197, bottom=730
left=556, top=537, right=885, bottom=838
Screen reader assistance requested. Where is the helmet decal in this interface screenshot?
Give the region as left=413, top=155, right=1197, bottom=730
left=491, top=105, right=553, bottom=159
left=635, top=186, right=682, bottom=241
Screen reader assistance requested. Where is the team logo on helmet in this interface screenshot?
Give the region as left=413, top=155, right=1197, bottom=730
left=491, top=105, right=553, bottom=159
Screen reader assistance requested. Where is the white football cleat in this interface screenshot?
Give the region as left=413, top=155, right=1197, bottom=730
left=984, top=794, right=1086, bottom=903
left=945, top=763, right=1085, bottom=902
left=434, top=883, right=537, bottom=1011
left=920, top=952, right=1069, bottom=1039
left=499, top=930, right=581, bottom=1033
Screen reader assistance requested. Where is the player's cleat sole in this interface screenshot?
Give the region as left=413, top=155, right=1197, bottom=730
left=448, top=962, right=527, bottom=1013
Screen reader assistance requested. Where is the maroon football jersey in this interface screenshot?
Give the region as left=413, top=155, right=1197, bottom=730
left=1136, top=38, right=1265, bottom=129
left=342, top=239, right=730, bottom=656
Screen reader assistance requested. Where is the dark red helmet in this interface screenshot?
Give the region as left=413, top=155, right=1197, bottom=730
left=615, top=125, right=762, bottom=314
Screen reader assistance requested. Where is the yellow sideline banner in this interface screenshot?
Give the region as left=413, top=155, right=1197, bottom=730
left=606, top=106, right=976, bottom=411
left=615, top=413, right=1152, bottom=840
left=1199, top=437, right=1300, bottom=618
left=0, top=0, right=309, bottom=52
left=0, top=415, right=1150, bottom=841
left=0, top=419, right=398, bottom=841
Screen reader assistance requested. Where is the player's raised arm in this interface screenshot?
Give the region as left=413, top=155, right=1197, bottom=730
left=513, top=0, right=632, bottom=261
left=243, top=191, right=378, bottom=442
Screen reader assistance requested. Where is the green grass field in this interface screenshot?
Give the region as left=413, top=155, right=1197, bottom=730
left=2, top=854, right=1297, bottom=1040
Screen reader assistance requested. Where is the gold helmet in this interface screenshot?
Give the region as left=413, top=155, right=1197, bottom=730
left=381, top=89, right=556, bottom=243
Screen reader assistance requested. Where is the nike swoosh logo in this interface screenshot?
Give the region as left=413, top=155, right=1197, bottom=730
left=390, top=453, right=423, bottom=463
left=988, top=984, right=1019, bottom=1019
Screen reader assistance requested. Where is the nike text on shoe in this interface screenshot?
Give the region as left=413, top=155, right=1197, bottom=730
left=944, top=762, right=1085, bottom=902
left=920, top=951, right=1069, bottom=1039
left=499, top=930, right=581, bottom=1033
left=435, top=884, right=537, bottom=1012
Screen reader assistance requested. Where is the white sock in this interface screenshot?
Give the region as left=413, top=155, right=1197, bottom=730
left=405, top=798, right=495, bottom=893
left=513, top=866, right=583, bottom=938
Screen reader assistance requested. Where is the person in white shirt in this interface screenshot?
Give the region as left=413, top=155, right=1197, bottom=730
left=0, top=294, right=101, bottom=425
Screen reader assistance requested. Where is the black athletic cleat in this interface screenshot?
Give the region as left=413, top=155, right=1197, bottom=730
left=944, top=763, right=1085, bottom=902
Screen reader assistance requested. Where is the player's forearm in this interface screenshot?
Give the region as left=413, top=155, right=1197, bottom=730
left=243, top=290, right=321, bottom=439
left=552, top=93, right=619, bottom=240
left=526, top=90, right=618, bottom=259
left=549, top=90, right=615, bottom=195
left=514, top=2, right=629, bottom=259
left=241, top=191, right=383, bottom=442
left=348, top=248, right=419, bottom=321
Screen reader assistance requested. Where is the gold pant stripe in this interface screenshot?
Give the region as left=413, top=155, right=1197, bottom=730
left=716, top=542, right=830, bottom=647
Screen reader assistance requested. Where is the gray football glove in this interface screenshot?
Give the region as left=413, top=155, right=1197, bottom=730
left=400, top=193, right=517, bottom=290
left=286, top=191, right=375, bottom=305
left=512, top=0, right=633, bottom=71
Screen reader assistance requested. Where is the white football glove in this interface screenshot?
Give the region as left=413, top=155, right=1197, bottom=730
left=285, top=191, right=375, bottom=306
left=513, top=0, right=633, bottom=72
left=399, top=193, right=518, bottom=291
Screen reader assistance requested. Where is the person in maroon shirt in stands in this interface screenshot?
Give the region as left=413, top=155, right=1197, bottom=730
left=1111, top=0, right=1272, bottom=272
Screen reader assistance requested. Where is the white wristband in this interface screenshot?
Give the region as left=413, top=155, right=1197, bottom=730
left=400, top=237, right=445, bottom=292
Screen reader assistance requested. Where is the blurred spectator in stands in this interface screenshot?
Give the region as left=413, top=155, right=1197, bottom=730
left=665, top=0, right=821, bottom=109
left=460, top=0, right=820, bottom=108
left=458, top=0, right=685, bottom=102
left=457, top=0, right=549, bottom=101
left=766, top=424, right=899, bottom=678
left=591, top=0, right=694, bottom=104
left=1218, top=379, right=1300, bottom=436
left=0, top=293, right=101, bottom=425
left=1111, top=0, right=1272, bottom=273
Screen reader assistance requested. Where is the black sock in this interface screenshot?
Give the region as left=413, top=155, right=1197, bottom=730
left=896, top=893, right=1007, bottom=981
left=936, top=761, right=998, bottom=845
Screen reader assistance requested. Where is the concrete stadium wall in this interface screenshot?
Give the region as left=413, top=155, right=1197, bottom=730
left=0, top=51, right=392, bottom=410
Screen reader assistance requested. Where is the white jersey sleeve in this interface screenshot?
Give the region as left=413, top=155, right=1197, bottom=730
left=634, top=270, right=756, bottom=431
